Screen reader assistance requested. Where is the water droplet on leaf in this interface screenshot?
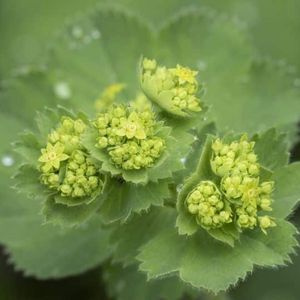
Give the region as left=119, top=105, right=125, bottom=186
left=293, top=78, right=300, bottom=88
left=72, top=26, right=83, bottom=39
left=54, top=82, right=72, bottom=100
left=1, top=155, right=15, bottom=167
left=180, top=157, right=186, bottom=164
left=197, top=60, right=207, bottom=71
left=91, top=30, right=101, bottom=39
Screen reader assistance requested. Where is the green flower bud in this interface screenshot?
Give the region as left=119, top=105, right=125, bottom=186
left=74, top=119, right=86, bottom=134
left=69, top=161, right=79, bottom=171
left=73, top=186, right=85, bottom=197
left=62, top=118, right=74, bottom=131
left=48, top=131, right=60, bottom=143
left=259, top=198, right=272, bottom=211
left=143, top=58, right=157, bottom=70
left=86, top=166, right=96, bottom=176
left=61, top=184, right=72, bottom=195
left=259, top=216, right=276, bottom=234
left=186, top=181, right=232, bottom=230
left=260, top=181, right=274, bottom=194
left=88, top=176, right=98, bottom=189
left=48, top=174, right=59, bottom=186
left=187, top=203, right=199, bottom=214
left=73, top=151, right=85, bottom=164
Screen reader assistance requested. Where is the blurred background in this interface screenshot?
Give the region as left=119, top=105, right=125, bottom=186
left=0, top=0, right=300, bottom=299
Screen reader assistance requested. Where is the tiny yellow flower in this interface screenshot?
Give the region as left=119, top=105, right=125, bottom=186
left=117, top=112, right=146, bottom=140
left=38, top=143, right=69, bottom=172
left=172, top=64, right=198, bottom=84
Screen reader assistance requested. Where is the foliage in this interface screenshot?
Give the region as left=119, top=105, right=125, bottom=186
left=0, top=1, right=300, bottom=299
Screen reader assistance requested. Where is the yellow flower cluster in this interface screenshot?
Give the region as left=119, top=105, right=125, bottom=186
left=141, top=58, right=202, bottom=117
left=186, top=136, right=276, bottom=234
left=211, top=135, right=276, bottom=233
left=94, top=104, right=165, bottom=170
left=39, top=117, right=101, bottom=198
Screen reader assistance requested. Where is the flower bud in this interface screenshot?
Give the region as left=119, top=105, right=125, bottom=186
left=186, top=181, right=232, bottom=230
left=259, top=216, right=276, bottom=234
left=260, top=182, right=274, bottom=194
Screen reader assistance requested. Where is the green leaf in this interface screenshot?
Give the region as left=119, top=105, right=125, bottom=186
left=35, top=106, right=75, bottom=139
left=208, top=224, right=239, bottom=248
left=253, top=128, right=289, bottom=171
left=272, top=162, right=300, bottom=219
left=14, top=131, right=42, bottom=163
left=0, top=162, right=112, bottom=279
left=43, top=193, right=103, bottom=228
left=5, top=215, right=112, bottom=279
left=103, top=263, right=197, bottom=300
left=99, top=177, right=170, bottom=223
left=14, top=164, right=52, bottom=201
left=0, top=69, right=58, bottom=127
left=110, top=207, right=176, bottom=266
left=137, top=217, right=298, bottom=293
left=180, top=122, right=217, bottom=180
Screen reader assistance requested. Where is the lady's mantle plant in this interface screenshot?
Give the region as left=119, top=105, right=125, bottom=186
left=12, top=57, right=300, bottom=297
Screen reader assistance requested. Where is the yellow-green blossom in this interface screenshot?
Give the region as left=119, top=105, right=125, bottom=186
left=185, top=135, right=276, bottom=235
left=39, top=116, right=102, bottom=199
left=94, top=102, right=166, bottom=170
left=116, top=112, right=147, bottom=139
left=95, top=83, right=125, bottom=111
left=140, top=58, right=202, bottom=117
left=211, top=135, right=275, bottom=233
left=38, top=143, right=69, bottom=172
left=211, top=135, right=260, bottom=177
left=173, top=64, right=198, bottom=85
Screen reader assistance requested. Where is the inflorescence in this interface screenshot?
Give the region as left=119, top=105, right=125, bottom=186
left=141, top=58, right=202, bottom=117
left=186, top=135, right=276, bottom=234
left=38, top=117, right=102, bottom=198
left=94, top=103, right=166, bottom=170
